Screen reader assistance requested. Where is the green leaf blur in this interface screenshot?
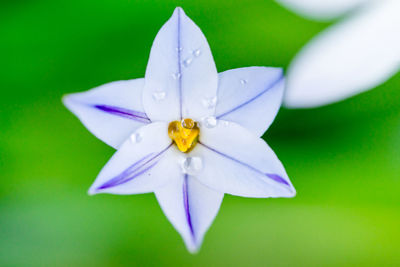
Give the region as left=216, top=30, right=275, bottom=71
left=1, top=0, right=400, bottom=266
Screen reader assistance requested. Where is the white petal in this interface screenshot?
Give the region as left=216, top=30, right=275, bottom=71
left=142, top=7, right=218, bottom=122
left=88, top=122, right=180, bottom=195
left=276, top=0, right=368, bottom=20
left=155, top=174, right=223, bottom=253
left=192, top=121, right=295, bottom=198
left=284, top=0, right=400, bottom=108
left=215, top=67, right=284, bottom=137
left=63, top=79, right=150, bottom=149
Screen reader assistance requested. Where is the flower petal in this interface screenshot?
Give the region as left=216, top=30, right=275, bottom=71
left=63, top=79, right=150, bottom=149
left=215, top=67, right=284, bottom=137
left=284, top=0, right=400, bottom=108
left=88, top=122, right=180, bottom=195
left=276, top=0, right=368, bottom=20
left=142, top=7, right=218, bottom=122
left=192, top=121, right=295, bottom=198
left=155, top=174, right=223, bottom=253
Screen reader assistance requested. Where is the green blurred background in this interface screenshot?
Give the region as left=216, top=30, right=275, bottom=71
left=1, top=0, right=400, bottom=266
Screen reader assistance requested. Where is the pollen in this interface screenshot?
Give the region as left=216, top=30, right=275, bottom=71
left=168, top=118, right=199, bottom=153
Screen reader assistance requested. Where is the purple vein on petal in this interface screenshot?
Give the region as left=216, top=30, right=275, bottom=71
left=177, top=8, right=183, bottom=119
left=94, top=104, right=151, bottom=123
left=216, top=72, right=284, bottom=119
left=97, top=144, right=172, bottom=190
left=182, top=174, right=195, bottom=241
left=266, top=173, right=290, bottom=186
left=198, top=142, right=290, bottom=187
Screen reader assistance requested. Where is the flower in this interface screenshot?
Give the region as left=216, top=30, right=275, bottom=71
left=63, top=7, right=295, bottom=252
left=276, top=0, right=400, bottom=108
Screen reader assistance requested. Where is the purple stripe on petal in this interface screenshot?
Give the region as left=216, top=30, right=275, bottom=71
left=94, top=104, right=151, bottom=123
left=97, top=144, right=172, bottom=190
left=266, top=173, right=290, bottom=186
left=216, top=72, right=284, bottom=119
left=182, top=174, right=195, bottom=241
left=199, top=142, right=290, bottom=187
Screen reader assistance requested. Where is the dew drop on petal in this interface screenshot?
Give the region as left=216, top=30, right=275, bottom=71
left=176, top=47, right=183, bottom=52
left=202, top=116, right=218, bottom=128
left=172, top=72, right=181, bottom=80
left=152, top=91, right=166, bottom=102
left=181, top=156, right=203, bottom=175
left=240, top=79, right=248, bottom=85
left=130, top=132, right=142, bottom=143
left=192, top=49, right=201, bottom=57
left=183, top=58, right=193, bottom=67
left=202, top=96, right=217, bottom=109
left=181, top=118, right=195, bottom=129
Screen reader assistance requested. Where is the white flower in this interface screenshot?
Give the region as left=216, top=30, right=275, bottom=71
left=63, top=7, right=295, bottom=252
left=276, top=0, right=400, bottom=108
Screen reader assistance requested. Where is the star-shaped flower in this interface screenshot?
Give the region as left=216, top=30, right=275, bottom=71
left=277, top=0, right=400, bottom=108
left=63, top=7, right=295, bottom=252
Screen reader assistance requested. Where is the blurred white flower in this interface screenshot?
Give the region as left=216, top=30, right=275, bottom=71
left=277, top=0, right=400, bottom=108
left=63, top=7, right=295, bottom=252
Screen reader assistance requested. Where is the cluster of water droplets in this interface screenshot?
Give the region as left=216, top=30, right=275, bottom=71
left=183, top=48, right=202, bottom=68
left=202, top=96, right=217, bottom=109
left=171, top=72, right=181, bottom=80
left=152, top=47, right=204, bottom=103
left=152, top=91, right=167, bottom=102
left=181, top=156, right=203, bottom=175
left=201, top=116, right=218, bottom=128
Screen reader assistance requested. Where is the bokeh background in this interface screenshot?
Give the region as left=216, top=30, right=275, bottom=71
left=1, top=0, right=400, bottom=266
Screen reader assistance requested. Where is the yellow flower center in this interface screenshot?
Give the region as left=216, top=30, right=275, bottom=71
left=168, top=118, right=199, bottom=153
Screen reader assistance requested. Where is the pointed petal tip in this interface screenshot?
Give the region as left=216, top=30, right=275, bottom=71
left=188, top=247, right=200, bottom=254
left=288, top=187, right=297, bottom=197
left=173, top=6, right=185, bottom=14
left=185, top=241, right=201, bottom=254
left=87, top=186, right=99, bottom=196
left=61, top=93, right=81, bottom=110
left=61, top=93, right=72, bottom=106
left=172, top=7, right=186, bottom=18
left=284, top=184, right=297, bottom=198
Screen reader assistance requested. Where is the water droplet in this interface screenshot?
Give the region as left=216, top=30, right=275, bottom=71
left=202, top=116, right=218, bottom=128
left=152, top=91, right=166, bottom=101
left=130, top=132, right=142, bottom=143
left=181, top=156, right=203, bottom=175
left=192, top=49, right=201, bottom=57
left=176, top=47, right=183, bottom=52
left=181, top=118, right=195, bottom=129
left=240, top=79, right=248, bottom=85
left=172, top=72, right=181, bottom=80
left=202, top=96, right=217, bottom=109
left=183, top=58, right=193, bottom=67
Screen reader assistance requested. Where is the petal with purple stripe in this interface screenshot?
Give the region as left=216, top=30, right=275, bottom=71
left=94, top=105, right=150, bottom=123
left=182, top=174, right=195, bottom=241
left=155, top=174, right=223, bottom=253
left=193, top=121, right=295, bottom=198
left=63, top=79, right=149, bottom=149
left=214, top=67, right=285, bottom=137
left=96, top=144, right=171, bottom=191
left=142, top=7, right=218, bottom=122
left=89, top=122, right=180, bottom=195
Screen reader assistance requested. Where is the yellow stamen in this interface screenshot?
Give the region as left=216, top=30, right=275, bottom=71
left=168, top=118, right=199, bottom=153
